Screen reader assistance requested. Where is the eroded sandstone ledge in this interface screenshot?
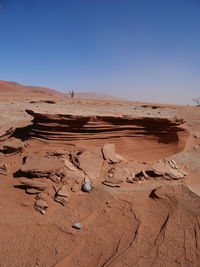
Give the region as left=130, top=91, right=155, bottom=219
left=23, top=110, right=189, bottom=161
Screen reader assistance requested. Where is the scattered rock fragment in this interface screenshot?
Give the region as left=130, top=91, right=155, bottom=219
left=30, top=100, right=56, bottom=104
left=26, top=188, right=42, bottom=194
left=102, top=181, right=121, bottom=188
left=0, top=127, right=15, bottom=141
left=64, top=158, right=81, bottom=172
left=57, top=185, right=70, bottom=198
left=73, top=222, right=83, bottom=230
left=107, top=167, right=115, bottom=178
left=54, top=185, right=70, bottom=206
left=168, top=159, right=178, bottom=169
left=107, top=172, right=114, bottom=178
left=54, top=196, right=69, bottom=206
left=126, top=177, right=134, bottom=183
left=153, top=161, right=186, bottom=179
left=133, top=160, right=186, bottom=181
left=20, top=201, right=29, bottom=206
left=36, top=192, right=49, bottom=200
left=21, top=156, right=65, bottom=178
left=0, top=164, right=7, bottom=175
left=102, top=143, right=118, bottom=164
left=105, top=165, right=134, bottom=184
left=135, top=170, right=149, bottom=180
left=40, top=210, right=46, bottom=215
left=167, top=168, right=187, bottom=179
left=19, top=179, right=49, bottom=191
left=34, top=199, right=48, bottom=212
left=64, top=158, right=86, bottom=184
left=0, top=141, right=23, bottom=155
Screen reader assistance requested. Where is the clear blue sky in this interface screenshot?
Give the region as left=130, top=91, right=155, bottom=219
left=0, top=0, right=200, bottom=104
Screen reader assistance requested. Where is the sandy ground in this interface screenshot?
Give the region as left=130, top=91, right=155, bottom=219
left=0, top=92, right=200, bottom=267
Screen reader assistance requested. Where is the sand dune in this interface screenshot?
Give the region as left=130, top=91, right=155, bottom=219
left=0, top=80, right=63, bottom=96
left=0, top=80, right=120, bottom=101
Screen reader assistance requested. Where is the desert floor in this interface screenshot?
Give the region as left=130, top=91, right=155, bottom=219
left=0, top=93, right=200, bottom=267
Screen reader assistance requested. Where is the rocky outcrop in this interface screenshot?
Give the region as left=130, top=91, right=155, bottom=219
left=0, top=110, right=189, bottom=214
left=24, top=110, right=188, bottom=162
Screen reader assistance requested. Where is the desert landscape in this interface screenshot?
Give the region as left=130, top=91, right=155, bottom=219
left=0, top=81, right=200, bottom=266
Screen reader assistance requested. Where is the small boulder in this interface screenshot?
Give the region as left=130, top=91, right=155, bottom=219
left=82, top=182, right=92, bottom=192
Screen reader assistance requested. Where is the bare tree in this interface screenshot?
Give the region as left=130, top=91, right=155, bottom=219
left=68, top=90, right=75, bottom=98
left=192, top=97, right=200, bottom=107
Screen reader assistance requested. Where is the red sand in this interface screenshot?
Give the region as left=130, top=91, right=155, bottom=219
left=0, top=82, right=200, bottom=266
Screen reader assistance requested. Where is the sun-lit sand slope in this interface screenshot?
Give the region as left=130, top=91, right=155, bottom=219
left=0, top=81, right=121, bottom=101
left=0, top=80, right=63, bottom=96
left=0, top=84, right=200, bottom=266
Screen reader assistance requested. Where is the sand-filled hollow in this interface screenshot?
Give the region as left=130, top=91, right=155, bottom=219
left=14, top=110, right=189, bottom=162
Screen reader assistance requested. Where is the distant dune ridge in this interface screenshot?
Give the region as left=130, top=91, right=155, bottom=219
left=0, top=80, right=63, bottom=96
left=73, top=92, right=121, bottom=100
left=0, top=80, right=120, bottom=100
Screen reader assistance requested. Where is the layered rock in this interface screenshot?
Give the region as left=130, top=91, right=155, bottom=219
left=24, top=110, right=189, bottom=162
left=20, top=156, right=65, bottom=178
left=0, top=110, right=190, bottom=214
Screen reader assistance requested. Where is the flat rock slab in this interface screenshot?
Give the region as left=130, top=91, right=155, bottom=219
left=102, top=143, right=118, bottom=164
left=26, top=188, right=42, bottom=194
left=78, top=149, right=103, bottom=179
left=19, top=179, right=49, bottom=191
left=21, top=157, right=65, bottom=177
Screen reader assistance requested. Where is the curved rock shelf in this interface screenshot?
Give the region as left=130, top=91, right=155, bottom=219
left=23, top=110, right=189, bottom=161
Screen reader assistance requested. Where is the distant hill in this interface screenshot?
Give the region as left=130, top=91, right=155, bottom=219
left=0, top=81, right=63, bottom=96
left=74, top=92, right=121, bottom=100
left=0, top=80, right=120, bottom=100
